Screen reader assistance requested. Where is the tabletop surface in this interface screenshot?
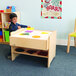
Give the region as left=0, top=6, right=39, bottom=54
left=11, top=29, right=52, bottom=40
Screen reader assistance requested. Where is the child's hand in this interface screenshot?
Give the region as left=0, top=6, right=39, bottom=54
left=27, top=26, right=31, bottom=28
left=18, top=26, right=21, bottom=29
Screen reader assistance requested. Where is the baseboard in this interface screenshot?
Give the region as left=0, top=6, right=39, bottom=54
left=56, top=39, right=74, bottom=46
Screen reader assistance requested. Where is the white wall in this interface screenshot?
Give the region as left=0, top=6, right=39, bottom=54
left=0, top=0, right=76, bottom=40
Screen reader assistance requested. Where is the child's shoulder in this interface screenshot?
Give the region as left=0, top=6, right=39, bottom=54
left=9, top=23, right=12, bottom=26
left=9, top=22, right=13, bottom=27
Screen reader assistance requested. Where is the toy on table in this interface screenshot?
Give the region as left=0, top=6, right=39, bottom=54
left=26, top=27, right=34, bottom=30
left=20, top=33, right=29, bottom=35
left=41, top=32, right=49, bottom=34
left=25, top=30, right=33, bottom=33
left=6, top=6, right=16, bottom=12
left=32, top=35, right=40, bottom=38
left=4, top=22, right=11, bottom=28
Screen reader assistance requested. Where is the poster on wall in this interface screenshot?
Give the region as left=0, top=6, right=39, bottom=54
left=41, top=0, right=62, bottom=19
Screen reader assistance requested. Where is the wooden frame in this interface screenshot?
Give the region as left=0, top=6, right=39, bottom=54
left=10, top=28, right=56, bottom=68
left=0, top=12, right=20, bottom=44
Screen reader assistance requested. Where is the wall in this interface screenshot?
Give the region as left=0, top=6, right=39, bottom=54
left=0, top=0, right=76, bottom=41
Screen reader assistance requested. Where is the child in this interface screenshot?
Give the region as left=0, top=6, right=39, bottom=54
left=8, top=13, right=30, bottom=59
left=9, top=13, right=30, bottom=34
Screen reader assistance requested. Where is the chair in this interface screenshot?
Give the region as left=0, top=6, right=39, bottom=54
left=67, top=19, right=76, bottom=53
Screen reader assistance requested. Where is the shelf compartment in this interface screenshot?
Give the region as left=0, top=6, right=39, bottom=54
left=14, top=47, right=48, bottom=58
left=2, top=13, right=11, bottom=28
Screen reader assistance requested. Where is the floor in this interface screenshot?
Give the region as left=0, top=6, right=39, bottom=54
left=0, top=44, right=76, bottom=76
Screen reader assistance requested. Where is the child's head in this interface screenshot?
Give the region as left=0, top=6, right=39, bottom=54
left=10, top=13, right=17, bottom=24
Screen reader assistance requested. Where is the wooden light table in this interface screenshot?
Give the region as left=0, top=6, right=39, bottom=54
left=10, top=28, right=56, bottom=68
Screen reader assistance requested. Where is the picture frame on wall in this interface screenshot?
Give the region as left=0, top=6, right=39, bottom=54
left=41, top=0, right=62, bottom=19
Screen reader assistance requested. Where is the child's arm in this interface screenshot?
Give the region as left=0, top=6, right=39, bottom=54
left=9, top=25, right=13, bottom=36
left=17, top=23, right=28, bottom=28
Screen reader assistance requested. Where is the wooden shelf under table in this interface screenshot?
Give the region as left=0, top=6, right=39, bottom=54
left=13, top=50, right=48, bottom=58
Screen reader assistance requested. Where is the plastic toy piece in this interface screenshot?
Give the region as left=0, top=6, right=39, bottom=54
left=6, top=6, right=16, bottom=12
left=0, top=10, right=4, bottom=13
left=41, top=32, right=49, bottom=34
left=12, top=6, right=16, bottom=12
left=0, top=35, right=3, bottom=42
left=0, top=36, right=3, bottom=38
left=26, top=27, right=34, bottom=30
left=32, top=35, right=40, bottom=38
left=4, top=30, right=9, bottom=42
left=0, top=31, right=2, bottom=35
left=20, top=33, right=29, bottom=35
left=25, top=30, right=33, bottom=33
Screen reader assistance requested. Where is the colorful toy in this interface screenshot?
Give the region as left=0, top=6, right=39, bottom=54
left=26, top=27, right=34, bottom=30
left=32, top=35, right=40, bottom=38
left=0, top=36, right=3, bottom=38
left=0, top=10, right=4, bottom=13
left=4, top=30, right=9, bottom=42
left=20, top=33, right=29, bottom=35
left=6, top=6, right=16, bottom=12
left=25, top=30, right=33, bottom=33
left=4, top=22, right=11, bottom=28
left=0, top=31, right=3, bottom=42
left=0, top=31, right=2, bottom=35
left=41, top=32, right=49, bottom=34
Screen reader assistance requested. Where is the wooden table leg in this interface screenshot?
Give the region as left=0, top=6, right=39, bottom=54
left=47, top=32, right=56, bottom=68
left=74, top=37, right=76, bottom=47
left=11, top=46, right=19, bottom=61
left=67, top=35, right=71, bottom=53
left=47, top=57, right=50, bottom=68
